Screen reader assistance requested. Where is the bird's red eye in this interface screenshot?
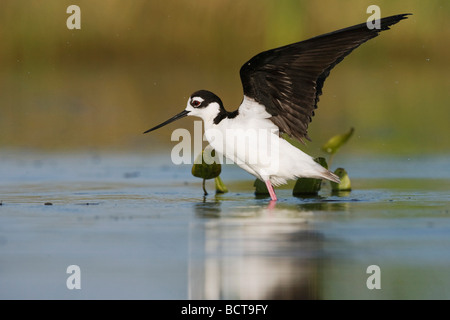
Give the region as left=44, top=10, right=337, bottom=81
left=192, top=100, right=201, bottom=107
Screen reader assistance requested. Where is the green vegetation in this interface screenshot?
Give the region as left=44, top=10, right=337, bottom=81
left=254, top=179, right=270, bottom=196
left=322, top=128, right=354, bottom=167
left=214, top=176, right=229, bottom=194
left=191, top=149, right=223, bottom=195
left=331, top=168, right=352, bottom=192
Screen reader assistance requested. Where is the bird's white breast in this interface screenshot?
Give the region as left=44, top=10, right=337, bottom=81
left=203, top=97, right=283, bottom=179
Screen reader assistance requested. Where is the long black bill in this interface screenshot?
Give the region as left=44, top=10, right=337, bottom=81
left=143, top=110, right=190, bottom=134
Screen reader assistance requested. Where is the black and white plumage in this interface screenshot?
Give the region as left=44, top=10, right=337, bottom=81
left=239, top=13, right=410, bottom=143
left=145, top=14, right=410, bottom=201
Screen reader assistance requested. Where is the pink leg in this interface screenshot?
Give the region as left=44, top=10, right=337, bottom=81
left=265, top=180, right=278, bottom=201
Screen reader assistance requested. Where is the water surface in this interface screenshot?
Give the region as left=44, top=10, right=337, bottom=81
left=0, top=152, right=449, bottom=299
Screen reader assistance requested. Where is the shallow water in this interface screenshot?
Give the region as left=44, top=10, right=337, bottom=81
left=0, top=151, right=449, bottom=299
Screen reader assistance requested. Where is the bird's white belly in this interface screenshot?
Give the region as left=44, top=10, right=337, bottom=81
left=205, top=122, right=325, bottom=185
left=204, top=118, right=313, bottom=185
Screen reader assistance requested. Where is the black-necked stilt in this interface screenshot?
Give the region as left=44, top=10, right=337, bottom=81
left=144, top=14, right=410, bottom=201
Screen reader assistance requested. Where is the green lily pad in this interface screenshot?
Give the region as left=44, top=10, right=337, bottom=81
left=254, top=179, right=269, bottom=195
left=192, top=149, right=221, bottom=180
left=215, top=176, right=228, bottom=194
left=293, top=178, right=322, bottom=195
left=322, top=127, right=354, bottom=155
left=331, top=168, right=352, bottom=191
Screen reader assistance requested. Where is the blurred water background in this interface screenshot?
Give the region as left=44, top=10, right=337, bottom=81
left=0, top=0, right=449, bottom=155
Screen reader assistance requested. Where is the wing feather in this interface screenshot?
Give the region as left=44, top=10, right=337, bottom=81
left=239, top=13, right=411, bottom=142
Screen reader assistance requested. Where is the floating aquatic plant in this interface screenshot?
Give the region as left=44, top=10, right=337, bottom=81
left=214, top=175, right=228, bottom=194
left=331, top=168, right=352, bottom=192
left=321, top=128, right=354, bottom=192
left=253, top=178, right=269, bottom=196
left=321, top=127, right=354, bottom=167
left=191, top=148, right=228, bottom=195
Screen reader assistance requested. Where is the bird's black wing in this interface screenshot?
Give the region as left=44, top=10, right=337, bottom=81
left=239, top=13, right=410, bottom=143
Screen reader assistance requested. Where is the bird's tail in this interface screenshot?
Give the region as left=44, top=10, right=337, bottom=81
left=306, top=155, right=341, bottom=183
left=320, top=169, right=340, bottom=184
left=299, top=159, right=341, bottom=183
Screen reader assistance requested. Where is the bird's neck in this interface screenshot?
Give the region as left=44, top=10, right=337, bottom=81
left=213, top=107, right=239, bottom=125
left=197, top=104, right=237, bottom=130
left=197, top=103, right=222, bottom=130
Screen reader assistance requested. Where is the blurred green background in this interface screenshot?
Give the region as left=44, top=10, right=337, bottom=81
left=1, top=0, right=449, bottom=155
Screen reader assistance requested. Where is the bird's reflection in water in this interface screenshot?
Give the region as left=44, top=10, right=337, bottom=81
left=294, top=192, right=354, bottom=212
left=195, top=197, right=223, bottom=218
left=189, top=198, right=328, bottom=299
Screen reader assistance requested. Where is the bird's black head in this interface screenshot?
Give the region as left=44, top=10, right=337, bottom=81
left=189, top=90, right=224, bottom=109
left=189, top=90, right=239, bottom=124
left=143, top=90, right=226, bottom=134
